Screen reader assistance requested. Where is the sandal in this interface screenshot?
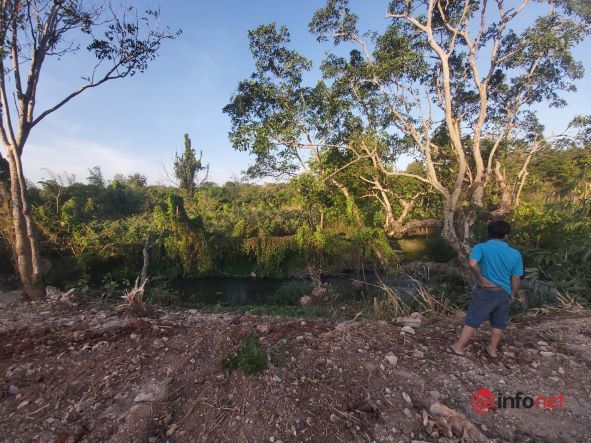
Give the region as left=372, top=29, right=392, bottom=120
left=446, top=346, right=465, bottom=357
left=485, top=346, right=498, bottom=359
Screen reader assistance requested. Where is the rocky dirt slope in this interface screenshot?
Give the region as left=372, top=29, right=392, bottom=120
left=0, top=296, right=589, bottom=442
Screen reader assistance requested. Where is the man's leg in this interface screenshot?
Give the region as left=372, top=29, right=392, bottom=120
left=451, top=325, right=476, bottom=355
left=487, top=295, right=511, bottom=357
left=451, top=289, right=489, bottom=355
left=486, top=328, right=503, bottom=357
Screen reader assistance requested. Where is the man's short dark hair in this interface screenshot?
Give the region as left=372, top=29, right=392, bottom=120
left=488, top=220, right=511, bottom=239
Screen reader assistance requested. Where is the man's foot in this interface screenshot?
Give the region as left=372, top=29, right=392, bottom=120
left=447, top=345, right=464, bottom=356
left=485, top=345, right=498, bottom=358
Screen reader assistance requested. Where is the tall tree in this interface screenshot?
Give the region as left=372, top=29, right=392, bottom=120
left=173, top=134, right=208, bottom=195
left=308, top=0, right=588, bottom=269
left=0, top=1, right=179, bottom=298
left=225, top=2, right=589, bottom=273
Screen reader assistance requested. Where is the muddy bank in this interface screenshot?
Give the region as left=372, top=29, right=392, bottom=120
left=0, top=298, right=589, bottom=442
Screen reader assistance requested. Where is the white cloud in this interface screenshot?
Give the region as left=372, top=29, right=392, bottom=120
left=23, top=134, right=155, bottom=184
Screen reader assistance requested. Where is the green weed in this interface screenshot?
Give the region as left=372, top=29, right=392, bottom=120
left=222, top=333, right=270, bottom=375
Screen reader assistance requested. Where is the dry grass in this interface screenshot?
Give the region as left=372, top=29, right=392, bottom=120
left=116, top=277, right=148, bottom=313
left=526, top=292, right=587, bottom=317
left=367, top=274, right=454, bottom=320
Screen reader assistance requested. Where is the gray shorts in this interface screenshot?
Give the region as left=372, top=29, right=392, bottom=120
left=464, top=288, right=511, bottom=330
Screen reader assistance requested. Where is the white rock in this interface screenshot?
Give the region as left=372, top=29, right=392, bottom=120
left=299, top=295, right=312, bottom=306
left=540, top=351, right=554, bottom=357
left=134, top=392, right=155, bottom=402
left=402, top=392, right=412, bottom=406
left=396, top=315, right=422, bottom=328
left=385, top=353, right=398, bottom=366
left=17, top=400, right=29, bottom=410
left=166, top=424, right=177, bottom=437
left=401, top=326, right=416, bottom=335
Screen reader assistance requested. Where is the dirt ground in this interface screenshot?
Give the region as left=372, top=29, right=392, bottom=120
left=0, top=296, right=590, bottom=442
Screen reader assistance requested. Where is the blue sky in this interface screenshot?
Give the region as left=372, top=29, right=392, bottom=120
left=23, top=1, right=591, bottom=185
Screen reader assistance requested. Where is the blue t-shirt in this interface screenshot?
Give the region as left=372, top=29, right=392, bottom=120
left=469, top=240, right=523, bottom=295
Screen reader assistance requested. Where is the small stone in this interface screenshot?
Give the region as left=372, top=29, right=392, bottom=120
left=385, top=352, right=398, bottom=366
left=134, top=392, right=154, bottom=403
left=481, top=424, right=488, bottom=431
left=272, top=375, right=282, bottom=383
left=537, top=340, right=549, bottom=346
left=17, top=400, right=29, bottom=410
left=396, top=313, right=422, bottom=328
left=256, top=324, right=269, bottom=334
left=330, top=413, right=339, bottom=423
left=190, top=358, right=196, bottom=364
left=540, top=351, right=554, bottom=357
left=402, top=392, right=412, bottom=406
left=130, top=333, right=138, bottom=340
left=8, top=385, right=18, bottom=396
left=403, top=407, right=412, bottom=418
left=166, top=424, right=177, bottom=437
left=558, top=367, right=565, bottom=374
left=401, top=326, right=415, bottom=335
left=299, top=295, right=312, bottom=306
left=412, top=350, right=424, bottom=358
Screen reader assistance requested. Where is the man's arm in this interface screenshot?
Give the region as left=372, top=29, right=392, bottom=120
left=469, top=259, right=495, bottom=288
left=510, top=275, right=521, bottom=299
left=510, top=251, right=524, bottom=299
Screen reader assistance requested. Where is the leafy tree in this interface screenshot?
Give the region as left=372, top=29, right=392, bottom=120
left=0, top=1, right=179, bottom=298
left=38, top=170, right=77, bottom=214
left=308, top=0, right=589, bottom=270
left=87, top=166, right=106, bottom=188
left=115, top=173, right=148, bottom=189
left=226, top=1, right=590, bottom=273
left=173, top=134, right=208, bottom=195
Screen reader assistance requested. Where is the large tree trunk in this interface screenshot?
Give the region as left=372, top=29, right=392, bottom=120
left=6, top=147, right=44, bottom=299
left=441, top=204, right=471, bottom=283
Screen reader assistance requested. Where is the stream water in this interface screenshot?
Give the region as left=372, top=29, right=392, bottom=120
left=172, top=273, right=414, bottom=306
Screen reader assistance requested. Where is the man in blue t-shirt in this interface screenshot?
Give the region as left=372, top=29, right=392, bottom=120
left=449, top=220, right=523, bottom=358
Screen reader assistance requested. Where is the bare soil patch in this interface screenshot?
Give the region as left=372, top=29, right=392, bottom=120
left=1, top=299, right=589, bottom=442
